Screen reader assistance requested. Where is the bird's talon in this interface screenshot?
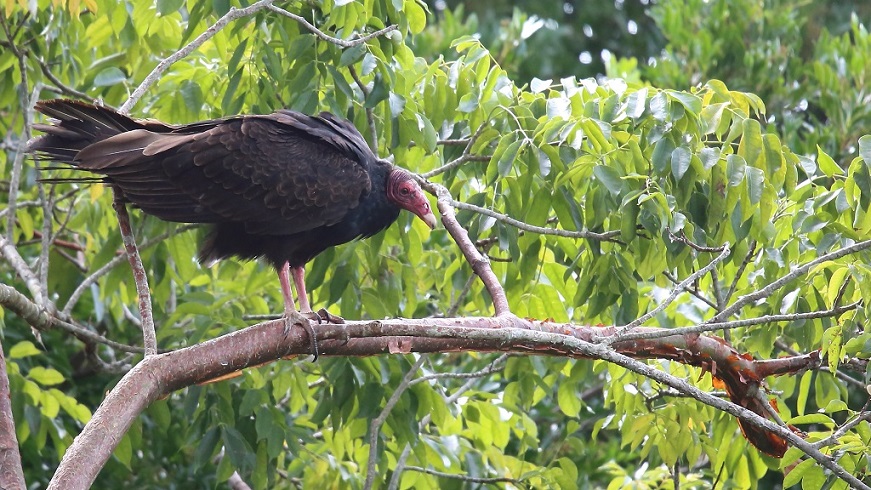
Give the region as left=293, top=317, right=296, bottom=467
left=316, top=308, right=345, bottom=324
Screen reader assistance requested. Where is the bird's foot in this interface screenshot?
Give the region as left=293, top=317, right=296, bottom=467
left=284, top=310, right=319, bottom=360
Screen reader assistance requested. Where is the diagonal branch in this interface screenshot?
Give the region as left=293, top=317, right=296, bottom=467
left=610, top=244, right=730, bottom=340
left=119, top=0, right=279, bottom=114
left=451, top=199, right=620, bottom=241
left=422, top=181, right=512, bottom=316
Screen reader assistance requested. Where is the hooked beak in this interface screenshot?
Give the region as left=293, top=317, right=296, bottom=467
left=415, top=202, right=437, bottom=230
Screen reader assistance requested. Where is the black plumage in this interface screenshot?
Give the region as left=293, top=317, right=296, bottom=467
left=29, top=99, right=436, bottom=333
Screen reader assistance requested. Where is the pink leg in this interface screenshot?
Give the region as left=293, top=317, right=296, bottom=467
left=291, top=266, right=312, bottom=313
left=278, top=261, right=319, bottom=357
left=278, top=262, right=297, bottom=316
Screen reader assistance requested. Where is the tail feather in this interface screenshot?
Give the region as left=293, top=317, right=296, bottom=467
left=27, top=100, right=150, bottom=165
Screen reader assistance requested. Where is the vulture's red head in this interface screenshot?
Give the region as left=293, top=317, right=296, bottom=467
left=387, top=169, right=437, bottom=229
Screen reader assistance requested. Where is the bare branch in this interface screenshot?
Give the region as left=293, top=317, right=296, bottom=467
left=363, top=356, right=427, bottom=490
left=35, top=56, right=93, bottom=100
left=663, top=270, right=718, bottom=310
left=724, top=240, right=758, bottom=305
left=410, top=353, right=507, bottom=386
left=0, top=234, right=45, bottom=306
left=44, top=317, right=867, bottom=489
left=267, top=5, right=398, bottom=48
left=1, top=13, right=31, bottom=245
left=347, top=65, right=379, bottom=148
left=446, top=273, right=475, bottom=317
left=0, top=282, right=147, bottom=353
left=422, top=122, right=490, bottom=178
left=112, top=190, right=156, bottom=355
left=62, top=223, right=198, bottom=316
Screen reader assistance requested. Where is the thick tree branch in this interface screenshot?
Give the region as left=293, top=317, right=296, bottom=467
left=0, top=338, right=26, bottom=490
left=46, top=316, right=864, bottom=489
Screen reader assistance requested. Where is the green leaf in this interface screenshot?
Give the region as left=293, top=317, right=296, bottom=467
left=671, top=146, right=691, bottom=180
left=113, top=432, right=133, bottom=469
left=726, top=154, right=746, bottom=186
left=9, top=341, right=41, bottom=359
left=497, top=140, right=523, bottom=177
left=93, top=67, right=126, bottom=87
left=592, top=165, right=623, bottom=194
left=28, top=367, right=65, bottom=386
left=817, top=145, right=843, bottom=177
left=783, top=458, right=815, bottom=488
left=222, top=426, right=255, bottom=474
left=859, top=135, right=871, bottom=167
left=665, top=90, right=702, bottom=114
left=157, top=0, right=184, bottom=16
left=404, top=0, right=427, bottom=34
left=746, top=167, right=764, bottom=204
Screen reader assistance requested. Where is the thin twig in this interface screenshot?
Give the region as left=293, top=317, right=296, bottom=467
left=404, top=466, right=521, bottom=484
left=446, top=274, right=475, bottom=317
left=615, top=301, right=860, bottom=342
left=611, top=244, right=731, bottom=339
left=422, top=123, right=490, bottom=178
left=663, top=270, right=717, bottom=309
left=267, top=5, right=397, bottom=48
left=62, top=223, right=198, bottom=316
left=724, top=240, right=757, bottom=305
left=35, top=56, right=93, bottom=100
left=710, top=239, right=871, bottom=323
left=410, top=353, right=507, bottom=386
left=451, top=199, right=620, bottom=241
left=347, top=65, right=378, bottom=148
left=1, top=13, right=29, bottom=245
left=811, top=401, right=871, bottom=449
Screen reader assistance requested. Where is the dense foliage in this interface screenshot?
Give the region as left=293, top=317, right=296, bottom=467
left=1, top=0, right=870, bottom=488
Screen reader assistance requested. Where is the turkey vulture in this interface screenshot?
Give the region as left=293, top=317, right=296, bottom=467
left=29, top=99, right=436, bottom=351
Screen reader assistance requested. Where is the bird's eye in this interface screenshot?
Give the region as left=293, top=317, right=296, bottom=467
left=400, top=186, right=410, bottom=195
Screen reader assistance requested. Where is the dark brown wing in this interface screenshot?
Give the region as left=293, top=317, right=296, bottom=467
left=66, top=111, right=375, bottom=236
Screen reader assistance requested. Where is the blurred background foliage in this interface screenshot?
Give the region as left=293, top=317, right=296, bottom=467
left=2, top=0, right=871, bottom=488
